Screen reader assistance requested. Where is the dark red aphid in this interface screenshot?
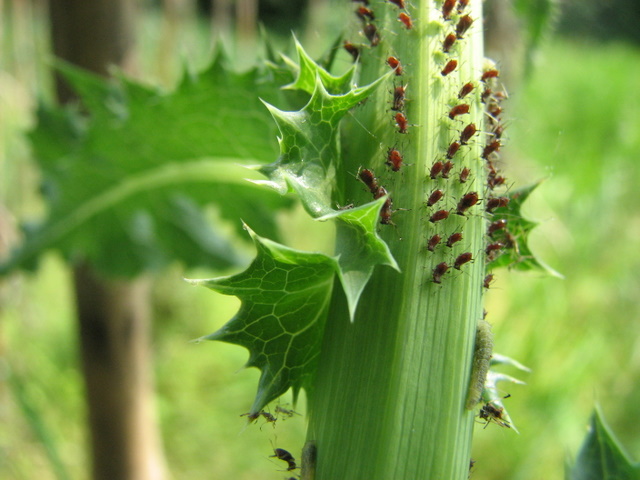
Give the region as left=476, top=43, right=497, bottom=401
left=454, top=252, right=473, bottom=270
left=482, top=140, right=501, bottom=158
left=488, top=104, right=503, bottom=118
left=459, top=167, right=470, bottom=183
left=456, top=15, right=474, bottom=38
left=343, top=42, right=361, bottom=62
left=386, top=148, right=404, bottom=171
left=392, top=85, right=406, bottom=111
left=449, top=104, right=470, bottom=119
left=271, top=448, right=297, bottom=471
left=446, top=232, right=463, bottom=248
left=374, top=185, right=388, bottom=200
left=398, top=12, right=413, bottom=29
left=479, top=400, right=511, bottom=428
left=457, top=0, right=470, bottom=13
left=358, top=168, right=379, bottom=194
left=486, top=196, right=509, bottom=213
left=447, top=141, right=461, bottom=159
left=458, top=82, right=475, bottom=99
left=485, top=242, right=504, bottom=256
left=481, top=69, right=500, bottom=82
left=387, top=56, right=403, bottom=75
left=442, top=0, right=456, bottom=19
left=456, top=191, right=479, bottom=215
left=388, top=0, right=405, bottom=8
left=364, top=23, right=380, bottom=47
left=432, top=262, right=450, bottom=284
left=427, top=189, right=444, bottom=207
left=356, top=6, right=375, bottom=21
left=430, top=161, right=444, bottom=179
left=395, top=112, right=409, bottom=133
left=443, top=33, right=457, bottom=53
left=487, top=174, right=506, bottom=189
left=442, top=160, right=454, bottom=179
left=427, top=234, right=442, bottom=252
left=488, top=219, right=507, bottom=236
left=441, top=59, right=458, bottom=76
left=380, top=197, right=394, bottom=225
left=483, top=273, right=495, bottom=289
left=460, top=123, right=477, bottom=144
left=430, top=209, right=450, bottom=223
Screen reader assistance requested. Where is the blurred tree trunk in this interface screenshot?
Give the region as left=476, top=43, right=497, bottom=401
left=49, top=1, right=165, bottom=479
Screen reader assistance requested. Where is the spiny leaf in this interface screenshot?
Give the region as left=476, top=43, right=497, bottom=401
left=567, top=407, right=640, bottom=480
left=189, top=225, right=338, bottom=413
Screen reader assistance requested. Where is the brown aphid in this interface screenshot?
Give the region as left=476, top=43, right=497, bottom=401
left=374, top=185, right=388, bottom=200
left=358, top=168, right=379, bottom=194
left=432, top=262, right=450, bottom=284
left=459, top=167, right=470, bottom=183
left=488, top=104, right=503, bottom=118
left=364, top=23, right=380, bottom=47
left=483, top=273, right=495, bottom=289
left=386, top=148, right=404, bottom=171
left=356, top=6, right=375, bottom=21
left=443, top=33, right=457, bottom=53
left=392, top=85, right=406, bottom=112
left=271, top=448, right=298, bottom=471
left=479, top=401, right=511, bottom=428
left=380, top=197, right=394, bottom=225
left=485, top=242, right=504, bottom=256
left=486, top=196, right=509, bottom=213
left=442, top=160, right=454, bottom=179
left=481, top=69, right=500, bottom=82
left=388, top=0, right=405, bottom=8
left=458, top=82, right=475, bottom=99
left=456, top=14, right=474, bottom=38
left=430, top=161, right=444, bottom=179
left=454, top=252, right=473, bottom=270
left=441, top=59, right=458, bottom=76
left=446, top=232, right=463, bottom=248
left=395, top=112, right=409, bottom=134
left=387, top=56, right=403, bottom=75
left=449, top=104, right=470, bottom=119
left=427, top=234, right=442, bottom=252
left=447, top=141, right=461, bottom=159
left=456, top=191, right=479, bottom=215
left=460, top=123, right=477, bottom=144
left=442, top=0, right=456, bottom=19
left=482, top=140, right=501, bottom=158
left=427, top=189, right=444, bottom=207
left=398, top=12, right=413, bottom=29
left=488, top=219, right=507, bottom=236
left=343, top=41, right=361, bottom=62
left=458, top=0, right=470, bottom=13
left=492, top=123, right=505, bottom=139
left=240, top=411, right=260, bottom=422
left=487, top=174, right=506, bottom=189
left=430, top=209, right=450, bottom=223
left=274, top=405, right=299, bottom=418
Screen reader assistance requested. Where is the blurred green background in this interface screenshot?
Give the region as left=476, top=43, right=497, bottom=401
left=1, top=1, right=640, bottom=479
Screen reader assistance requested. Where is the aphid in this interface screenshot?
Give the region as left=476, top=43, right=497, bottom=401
left=482, top=140, right=501, bottom=158
left=479, top=401, right=511, bottom=428
left=456, top=14, right=474, bottom=38
left=456, top=191, right=479, bottom=215
left=443, top=33, right=457, bottom=53
left=343, top=41, right=360, bottom=62
left=454, top=252, right=473, bottom=269
left=487, top=219, right=507, bottom=236
left=487, top=174, right=506, bottom=189
left=458, top=82, right=475, bottom=99
left=427, top=189, right=444, bottom=207
left=441, top=160, right=454, bottom=179
left=374, top=185, right=388, bottom=200
left=442, top=0, right=456, bottom=19
left=449, top=104, right=470, bottom=119
left=430, top=161, right=444, bottom=179
left=481, top=69, right=500, bottom=82
left=271, top=448, right=298, bottom=471
left=459, top=123, right=477, bottom=144
left=457, top=0, right=470, bottom=13
left=488, top=104, right=503, bottom=118
left=485, top=196, right=509, bottom=213
left=388, top=0, right=405, bottom=8
left=386, top=148, right=404, bottom=171
left=485, top=242, right=504, bottom=256
left=446, top=232, right=463, bottom=248
left=392, top=85, right=406, bottom=112
left=395, top=112, right=409, bottom=133
left=380, top=196, right=394, bottom=225
left=241, top=410, right=276, bottom=424
left=398, top=12, right=413, bottom=29
left=275, top=405, right=300, bottom=418
left=429, top=209, right=450, bottom=223
left=441, top=59, right=458, bottom=76
left=356, top=6, right=375, bottom=21
left=465, top=319, right=493, bottom=410
left=459, top=166, right=470, bottom=183
left=364, top=23, right=380, bottom=47
left=427, top=234, right=442, bottom=252
left=387, top=56, right=403, bottom=75
left=447, top=141, right=461, bottom=159
left=432, top=262, right=450, bottom=284
left=358, top=168, right=379, bottom=194
left=483, top=273, right=494, bottom=289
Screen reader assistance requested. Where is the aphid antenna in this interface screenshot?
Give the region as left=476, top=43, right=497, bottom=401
left=346, top=110, right=380, bottom=142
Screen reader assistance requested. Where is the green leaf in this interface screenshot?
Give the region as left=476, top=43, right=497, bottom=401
left=568, top=407, right=640, bottom=480
left=487, top=180, right=562, bottom=277
left=513, top=0, right=560, bottom=76
left=1, top=54, right=296, bottom=277
left=188, top=225, right=338, bottom=413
